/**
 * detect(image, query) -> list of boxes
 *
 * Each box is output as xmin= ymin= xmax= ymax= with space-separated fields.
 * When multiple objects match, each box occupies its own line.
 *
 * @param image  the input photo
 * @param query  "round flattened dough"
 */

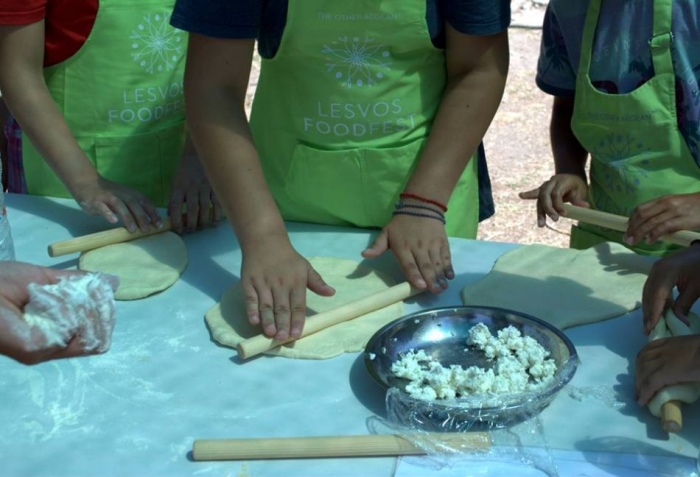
xmin=460 ymin=242 xmax=650 ymax=330
xmin=78 ymin=232 xmax=187 ymax=300
xmin=205 ymin=257 xmax=404 ymax=359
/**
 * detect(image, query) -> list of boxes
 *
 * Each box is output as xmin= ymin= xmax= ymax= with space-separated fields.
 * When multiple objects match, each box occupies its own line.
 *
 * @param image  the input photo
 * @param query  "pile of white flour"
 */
xmin=391 ymin=323 xmax=557 ymax=401
xmin=22 ymin=273 xmax=117 ymax=352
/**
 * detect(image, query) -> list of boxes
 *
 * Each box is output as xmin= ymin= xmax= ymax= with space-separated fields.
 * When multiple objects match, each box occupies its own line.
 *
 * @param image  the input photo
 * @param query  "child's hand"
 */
xmin=0 ymin=263 xmax=118 ymax=365
xmin=72 ymin=176 xmax=162 ymax=233
xmin=519 ymin=174 xmax=590 ymax=227
xmin=642 ymin=244 xmax=700 ymax=335
xmin=362 ymin=213 xmax=453 ymax=295
xmin=635 ymin=334 xmax=700 ymax=406
xmin=625 ymin=193 xmax=700 ymax=245
xmin=241 ymin=236 xmax=335 ymax=341
xmin=168 ymin=153 xmax=222 ymax=233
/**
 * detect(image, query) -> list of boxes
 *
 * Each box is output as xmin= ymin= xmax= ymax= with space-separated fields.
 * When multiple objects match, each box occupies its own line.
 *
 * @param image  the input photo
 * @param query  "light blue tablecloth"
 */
xmin=1 ymin=194 xmax=698 ymax=477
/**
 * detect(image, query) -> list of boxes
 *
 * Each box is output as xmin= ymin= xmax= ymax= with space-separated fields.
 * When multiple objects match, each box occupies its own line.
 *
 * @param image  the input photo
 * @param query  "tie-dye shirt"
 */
xmin=536 ymin=0 xmax=700 ymax=166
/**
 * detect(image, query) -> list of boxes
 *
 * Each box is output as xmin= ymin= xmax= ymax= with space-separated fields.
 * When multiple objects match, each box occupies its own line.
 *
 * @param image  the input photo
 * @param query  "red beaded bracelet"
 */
xmin=399 ymin=192 xmax=448 ymax=213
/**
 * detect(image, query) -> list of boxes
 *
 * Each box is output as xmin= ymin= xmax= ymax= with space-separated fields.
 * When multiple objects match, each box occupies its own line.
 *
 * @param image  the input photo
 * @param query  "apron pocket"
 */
xmin=284 ymin=143 xmax=366 ymax=226
xmin=362 ymin=140 xmax=425 ymax=225
xmin=94 ymin=122 xmax=185 ymax=207
xmin=284 ymin=139 xmax=425 ymax=228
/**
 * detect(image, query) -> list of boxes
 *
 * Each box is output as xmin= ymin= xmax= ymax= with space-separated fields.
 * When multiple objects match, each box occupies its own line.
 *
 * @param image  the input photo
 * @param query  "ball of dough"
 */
xmin=79 ymin=232 xmax=187 ymax=300
xmin=663 ymin=309 xmax=700 ymax=337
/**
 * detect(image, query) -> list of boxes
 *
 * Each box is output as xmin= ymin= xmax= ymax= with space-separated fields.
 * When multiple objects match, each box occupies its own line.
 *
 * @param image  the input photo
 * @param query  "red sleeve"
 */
xmin=0 ymin=0 xmax=47 ymax=26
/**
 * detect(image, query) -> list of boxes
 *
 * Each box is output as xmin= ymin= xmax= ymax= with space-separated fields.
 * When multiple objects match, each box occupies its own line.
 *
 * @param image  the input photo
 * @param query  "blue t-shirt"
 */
xmin=537 ymin=0 xmax=700 ymax=167
xmin=171 ymin=0 xmax=511 ymax=221
xmin=171 ymin=0 xmax=510 ymax=55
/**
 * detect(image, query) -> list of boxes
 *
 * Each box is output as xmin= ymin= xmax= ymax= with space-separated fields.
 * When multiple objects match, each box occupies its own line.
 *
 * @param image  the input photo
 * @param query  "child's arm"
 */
xmin=0 ymin=21 xmax=161 ymax=232
xmin=551 ymin=97 xmax=589 ymax=177
xmin=184 ymin=34 xmax=335 ymax=342
xmin=363 ymin=24 xmax=509 ymax=292
xmin=519 ymin=96 xmax=590 ymax=226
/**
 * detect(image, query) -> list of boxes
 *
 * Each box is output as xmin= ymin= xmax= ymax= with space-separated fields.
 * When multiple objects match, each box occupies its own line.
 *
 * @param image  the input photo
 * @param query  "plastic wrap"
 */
xmin=368 ymin=356 xmax=580 ymax=477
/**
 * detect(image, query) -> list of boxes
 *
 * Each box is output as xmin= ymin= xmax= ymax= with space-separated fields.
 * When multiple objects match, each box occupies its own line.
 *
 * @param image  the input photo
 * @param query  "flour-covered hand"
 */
xmin=0 ymin=262 xmax=119 ymax=365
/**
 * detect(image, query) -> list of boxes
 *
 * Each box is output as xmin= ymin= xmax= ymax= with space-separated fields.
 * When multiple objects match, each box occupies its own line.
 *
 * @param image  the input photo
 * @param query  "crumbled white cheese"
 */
xmin=391 ymin=323 xmax=557 ymax=401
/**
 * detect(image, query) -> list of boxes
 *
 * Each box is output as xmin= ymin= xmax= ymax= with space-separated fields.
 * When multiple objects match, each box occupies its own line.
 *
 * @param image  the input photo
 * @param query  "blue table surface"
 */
xmin=1 ymin=194 xmax=698 ymax=477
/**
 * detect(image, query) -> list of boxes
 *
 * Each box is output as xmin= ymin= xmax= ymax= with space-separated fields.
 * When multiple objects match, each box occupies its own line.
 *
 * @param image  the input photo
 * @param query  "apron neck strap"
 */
xmin=649 ymin=0 xmax=674 ymax=76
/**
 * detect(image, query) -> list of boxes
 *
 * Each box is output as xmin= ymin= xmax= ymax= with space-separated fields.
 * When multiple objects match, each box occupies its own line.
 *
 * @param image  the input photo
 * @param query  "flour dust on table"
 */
xmin=78 ymin=232 xmax=187 ymax=300
xmin=205 ymin=257 xmax=404 ymax=359
xmin=460 ymin=242 xmax=652 ymax=330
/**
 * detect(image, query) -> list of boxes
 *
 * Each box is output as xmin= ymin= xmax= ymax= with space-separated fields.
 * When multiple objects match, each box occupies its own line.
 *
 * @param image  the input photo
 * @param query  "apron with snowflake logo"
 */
xmin=249 ymin=0 xmax=479 ymax=237
xmin=569 ymin=0 xmax=700 ymax=256
xmin=21 ymin=0 xmax=187 ymax=207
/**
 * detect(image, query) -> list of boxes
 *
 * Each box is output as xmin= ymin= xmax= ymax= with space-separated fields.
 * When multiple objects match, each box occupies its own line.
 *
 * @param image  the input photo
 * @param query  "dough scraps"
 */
xmin=78 ymin=232 xmax=187 ymax=300
xmin=647 ymin=310 xmax=700 ymax=417
xmin=23 ymin=273 xmax=118 ymax=352
xmin=460 ymin=242 xmax=651 ymax=330
xmin=205 ymin=257 xmax=404 ymax=359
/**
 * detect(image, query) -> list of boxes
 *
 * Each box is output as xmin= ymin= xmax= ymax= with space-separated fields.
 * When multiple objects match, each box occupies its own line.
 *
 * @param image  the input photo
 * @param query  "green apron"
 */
xmin=249 ymin=0 xmax=479 ymax=238
xmin=22 ymin=0 xmax=187 ymax=207
xmin=569 ymin=0 xmax=700 ymax=256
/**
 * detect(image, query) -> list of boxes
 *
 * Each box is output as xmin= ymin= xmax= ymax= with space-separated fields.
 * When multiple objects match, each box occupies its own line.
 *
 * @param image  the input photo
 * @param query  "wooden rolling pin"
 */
xmin=237 ymin=281 xmax=423 ymax=359
xmin=192 ymin=433 xmax=491 ymax=461
xmin=47 ymin=218 xmax=173 ymax=257
xmin=565 ymin=204 xmax=687 ymax=433
xmin=562 ymin=204 xmax=700 ymax=247
xmin=661 ymin=400 xmax=682 ymax=433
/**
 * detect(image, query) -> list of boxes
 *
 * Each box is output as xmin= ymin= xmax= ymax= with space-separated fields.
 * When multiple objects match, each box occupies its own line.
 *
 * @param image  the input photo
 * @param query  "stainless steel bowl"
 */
xmin=364 ymin=306 xmax=578 ymax=427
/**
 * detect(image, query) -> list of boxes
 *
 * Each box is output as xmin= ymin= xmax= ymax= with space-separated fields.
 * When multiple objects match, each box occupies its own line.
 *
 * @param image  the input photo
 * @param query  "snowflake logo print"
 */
xmin=130 ymin=12 xmax=184 ymax=74
xmin=322 ymin=36 xmax=391 ymax=88
xmin=590 ymin=133 xmax=652 ymax=216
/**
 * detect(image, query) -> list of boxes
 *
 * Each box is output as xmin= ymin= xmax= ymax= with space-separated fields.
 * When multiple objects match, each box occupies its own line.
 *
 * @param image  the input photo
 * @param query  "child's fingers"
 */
xmin=168 ymin=191 xmax=185 ymax=233
xmin=518 ymin=187 xmax=540 ymax=200
xmin=197 ymin=189 xmax=212 ymax=228
xmin=140 ymin=198 xmax=162 ymax=229
xmin=104 ymin=197 xmax=136 ymax=232
xmin=124 ymin=196 xmax=154 ymax=233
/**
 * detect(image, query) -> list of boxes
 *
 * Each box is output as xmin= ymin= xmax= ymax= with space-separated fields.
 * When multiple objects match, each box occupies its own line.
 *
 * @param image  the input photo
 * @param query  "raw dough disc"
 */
xmin=460 ymin=242 xmax=651 ymax=330
xmin=205 ymin=257 xmax=404 ymax=359
xmin=647 ymin=309 xmax=700 ymax=417
xmin=78 ymin=232 xmax=187 ymax=300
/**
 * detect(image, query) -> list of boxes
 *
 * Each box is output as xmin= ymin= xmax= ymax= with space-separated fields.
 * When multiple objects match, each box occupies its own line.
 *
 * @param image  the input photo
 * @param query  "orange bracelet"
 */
xmin=399 ymin=192 xmax=448 ymax=213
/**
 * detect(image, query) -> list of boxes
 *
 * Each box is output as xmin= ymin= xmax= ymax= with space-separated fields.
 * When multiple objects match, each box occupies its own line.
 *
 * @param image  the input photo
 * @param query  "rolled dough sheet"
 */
xmin=460 ymin=242 xmax=651 ymax=330
xmin=205 ymin=257 xmax=404 ymax=359
xmin=647 ymin=310 xmax=700 ymax=417
xmin=78 ymin=232 xmax=187 ymax=301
